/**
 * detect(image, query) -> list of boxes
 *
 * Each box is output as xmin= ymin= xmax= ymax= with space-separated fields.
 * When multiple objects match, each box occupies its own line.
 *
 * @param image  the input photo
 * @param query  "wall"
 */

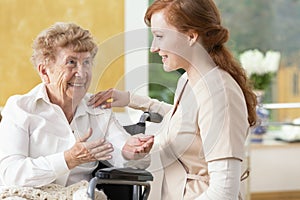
xmin=250 ymin=143 xmax=300 ymax=192
xmin=277 ymin=66 xmax=300 ymax=121
xmin=0 ymin=0 xmax=125 ymax=106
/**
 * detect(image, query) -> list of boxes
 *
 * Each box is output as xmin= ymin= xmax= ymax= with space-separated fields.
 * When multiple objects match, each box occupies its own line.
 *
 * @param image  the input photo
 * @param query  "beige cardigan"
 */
xmin=129 ymin=69 xmax=249 ymax=200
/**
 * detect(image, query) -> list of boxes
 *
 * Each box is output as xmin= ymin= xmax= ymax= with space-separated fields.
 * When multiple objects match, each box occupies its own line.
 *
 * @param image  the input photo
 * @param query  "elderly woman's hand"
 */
xmin=122 ymin=134 xmax=154 ymax=160
xmin=64 ymin=128 xmax=114 ymax=169
xmin=88 ymin=88 xmax=130 ymax=108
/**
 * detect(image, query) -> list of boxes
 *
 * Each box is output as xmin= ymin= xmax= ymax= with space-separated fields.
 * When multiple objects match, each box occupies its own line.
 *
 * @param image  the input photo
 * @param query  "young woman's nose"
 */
xmin=150 ymin=40 xmax=159 ymax=53
xmin=150 ymin=46 xmax=159 ymax=53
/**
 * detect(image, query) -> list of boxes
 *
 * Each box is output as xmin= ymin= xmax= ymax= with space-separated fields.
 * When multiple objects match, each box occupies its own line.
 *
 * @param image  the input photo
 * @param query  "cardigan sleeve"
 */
xmin=128 ymin=93 xmax=172 ymax=117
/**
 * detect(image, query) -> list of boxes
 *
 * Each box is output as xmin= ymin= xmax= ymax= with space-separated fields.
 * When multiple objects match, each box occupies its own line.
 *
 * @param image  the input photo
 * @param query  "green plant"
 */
xmin=239 ymin=49 xmax=281 ymax=90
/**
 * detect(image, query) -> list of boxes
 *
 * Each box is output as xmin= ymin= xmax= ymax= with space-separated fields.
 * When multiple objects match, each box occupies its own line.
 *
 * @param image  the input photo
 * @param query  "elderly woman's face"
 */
xmin=44 ymin=47 xmax=93 ymax=104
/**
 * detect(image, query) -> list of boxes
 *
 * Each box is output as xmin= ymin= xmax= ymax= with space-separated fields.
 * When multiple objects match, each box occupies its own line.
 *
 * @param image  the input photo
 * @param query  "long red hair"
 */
xmin=145 ymin=0 xmax=257 ymax=126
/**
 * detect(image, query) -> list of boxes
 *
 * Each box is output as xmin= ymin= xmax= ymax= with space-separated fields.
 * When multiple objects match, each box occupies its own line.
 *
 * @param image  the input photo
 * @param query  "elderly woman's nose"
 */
xmin=74 ymin=66 xmax=86 ymax=77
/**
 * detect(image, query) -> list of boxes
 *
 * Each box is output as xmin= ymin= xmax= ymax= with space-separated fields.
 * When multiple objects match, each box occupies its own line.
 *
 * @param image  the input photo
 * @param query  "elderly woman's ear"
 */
xmin=38 ymin=63 xmax=50 ymax=84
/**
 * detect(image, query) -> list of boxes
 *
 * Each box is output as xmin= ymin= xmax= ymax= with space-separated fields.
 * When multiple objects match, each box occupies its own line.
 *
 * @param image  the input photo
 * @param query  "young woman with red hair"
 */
xmin=90 ymin=0 xmax=257 ymax=199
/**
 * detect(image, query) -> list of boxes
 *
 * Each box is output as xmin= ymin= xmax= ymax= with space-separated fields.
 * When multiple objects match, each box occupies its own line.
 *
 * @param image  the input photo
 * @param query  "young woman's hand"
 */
xmin=122 ymin=134 xmax=154 ymax=160
xmin=88 ymin=88 xmax=130 ymax=108
xmin=64 ymin=128 xmax=114 ymax=169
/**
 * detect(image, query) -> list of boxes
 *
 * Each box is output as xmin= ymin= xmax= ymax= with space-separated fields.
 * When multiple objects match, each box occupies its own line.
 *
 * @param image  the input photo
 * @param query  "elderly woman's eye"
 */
xmin=83 ymin=59 xmax=91 ymax=67
xmin=66 ymin=60 xmax=76 ymax=66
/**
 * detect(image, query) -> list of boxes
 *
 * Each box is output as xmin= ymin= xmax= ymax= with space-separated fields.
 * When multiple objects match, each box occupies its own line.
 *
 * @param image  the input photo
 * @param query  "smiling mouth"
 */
xmin=161 ymin=55 xmax=168 ymax=63
xmin=68 ymin=83 xmax=85 ymax=87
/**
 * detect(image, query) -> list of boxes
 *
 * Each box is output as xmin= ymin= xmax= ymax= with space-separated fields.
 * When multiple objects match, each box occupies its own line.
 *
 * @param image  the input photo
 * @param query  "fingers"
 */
xmin=88 ymin=89 xmax=113 ymax=108
xmin=85 ymin=138 xmax=105 ymax=149
xmin=127 ymin=135 xmax=154 ymax=146
xmin=66 ymin=128 xmax=116 ymax=168
xmin=137 ymin=135 xmax=154 ymax=142
xmin=92 ymin=147 xmax=114 ymax=160
xmin=99 ymin=102 xmax=113 ymax=109
xmin=135 ymin=135 xmax=154 ymax=154
xmin=137 ymin=136 xmax=154 ymax=152
xmin=126 ymin=137 xmax=143 ymax=146
xmin=142 ymin=138 xmax=154 ymax=153
xmin=88 ymin=141 xmax=114 ymax=160
xmin=65 ymin=142 xmax=96 ymax=169
xmin=122 ymin=135 xmax=155 ymax=160
xmin=75 ymin=149 xmax=96 ymax=161
xmin=88 ymin=88 xmax=130 ymax=108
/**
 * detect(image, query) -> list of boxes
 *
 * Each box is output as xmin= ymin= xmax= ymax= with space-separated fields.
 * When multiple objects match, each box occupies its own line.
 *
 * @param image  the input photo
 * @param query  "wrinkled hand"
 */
xmin=88 ymin=88 xmax=130 ymax=108
xmin=64 ymin=128 xmax=114 ymax=169
xmin=122 ymin=134 xmax=154 ymax=160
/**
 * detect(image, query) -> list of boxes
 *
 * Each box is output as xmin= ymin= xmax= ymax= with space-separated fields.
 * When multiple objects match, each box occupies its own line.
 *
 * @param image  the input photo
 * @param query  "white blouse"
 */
xmin=0 ymin=83 xmax=132 ymax=187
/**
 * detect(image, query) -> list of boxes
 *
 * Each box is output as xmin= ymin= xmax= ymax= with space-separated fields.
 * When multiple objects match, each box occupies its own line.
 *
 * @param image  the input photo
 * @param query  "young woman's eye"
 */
xmin=155 ymin=35 xmax=163 ymax=39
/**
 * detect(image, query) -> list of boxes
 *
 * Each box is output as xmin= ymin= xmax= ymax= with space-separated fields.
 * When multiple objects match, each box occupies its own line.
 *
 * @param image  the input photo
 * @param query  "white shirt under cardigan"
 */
xmin=0 ymin=83 xmax=134 ymax=187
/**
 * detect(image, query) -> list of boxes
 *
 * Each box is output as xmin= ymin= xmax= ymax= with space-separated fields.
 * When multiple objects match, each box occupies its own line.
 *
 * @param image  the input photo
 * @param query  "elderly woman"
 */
xmin=0 ymin=22 xmax=154 ymax=187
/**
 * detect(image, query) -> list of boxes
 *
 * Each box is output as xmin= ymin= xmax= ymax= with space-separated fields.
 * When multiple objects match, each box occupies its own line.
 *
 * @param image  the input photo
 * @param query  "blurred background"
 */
xmin=149 ymin=0 xmax=300 ymax=122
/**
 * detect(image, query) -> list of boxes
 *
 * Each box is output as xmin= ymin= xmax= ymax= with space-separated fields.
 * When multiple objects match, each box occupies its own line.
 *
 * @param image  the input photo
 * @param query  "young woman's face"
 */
xmin=150 ymin=11 xmax=191 ymax=72
xmin=42 ymin=47 xmax=93 ymax=104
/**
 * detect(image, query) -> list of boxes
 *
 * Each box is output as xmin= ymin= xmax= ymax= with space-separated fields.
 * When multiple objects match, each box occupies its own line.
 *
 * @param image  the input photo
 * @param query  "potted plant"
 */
xmin=239 ymin=49 xmax=281 ymax=141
